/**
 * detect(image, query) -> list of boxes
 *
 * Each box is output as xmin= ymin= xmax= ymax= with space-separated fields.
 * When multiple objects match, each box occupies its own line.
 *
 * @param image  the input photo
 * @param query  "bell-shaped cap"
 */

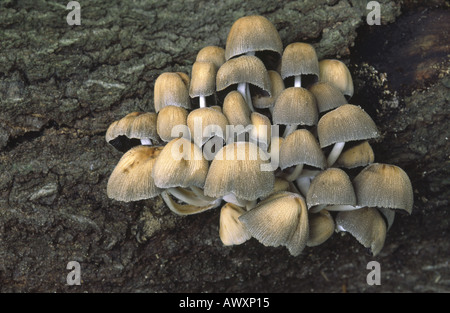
xmin=195 ymin=46 xmax=226 ymax=70
xmin=219 ymin=203 xmax=252 ymax=246
xmin=309 ymin=81 xmax=347 ymax=113
xmin=238 ymin=191 xmax=309 ymax=256
xmin=156 ymin=105 xmax=189 ymax=142
xmin=187 ymin=107 xmax=229 ymax=146
xmin=154 ymin=72 xmax=191 ymax=112
xmin=336 ymin=207 xmax=387 ymax=256
xmin=280 ymin=129 xmax=326 ymax=170
xmin=317 ymin=104 xmax=379 ymax=148
xmin=281 ymin=42 xmax=319 ymax=82
xmin=335 ymin=141 xmax=375 ymax=169
xmin=319 ymin=59 xmax=354 ymax=99
xmin=307 ymin=210 xmax=335 ymax=247
xmin=152 ymin=137 xmax=209 ymax=189
xmin=189 ymin=61 xmax=217 ymax=98
xmin=204 ymin=141 xmax=275 ymax=201
xmin=222 ymin=91 xmax=252 ymax=128
xmin=224 ymin=15 xmax=283 ymax=61
xmin=249 ymin=112 xmax=272 ymax=150
xmin=272 ymin=87 xmax=318 ymax=126
xmin=107 ymin=145 xmax=164 ymax=202
xmin=353 ymin=163 xmax=414 ymax=214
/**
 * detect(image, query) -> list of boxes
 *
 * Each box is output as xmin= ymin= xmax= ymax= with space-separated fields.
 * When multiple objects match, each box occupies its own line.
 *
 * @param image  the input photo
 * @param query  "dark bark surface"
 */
xmin=0 ymin=0 xmax=448 ymax=293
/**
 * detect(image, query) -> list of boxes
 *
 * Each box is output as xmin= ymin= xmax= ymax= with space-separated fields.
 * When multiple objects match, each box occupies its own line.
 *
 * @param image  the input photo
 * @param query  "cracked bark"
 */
xmin=0 ymin=0 xmax=449 ymax=292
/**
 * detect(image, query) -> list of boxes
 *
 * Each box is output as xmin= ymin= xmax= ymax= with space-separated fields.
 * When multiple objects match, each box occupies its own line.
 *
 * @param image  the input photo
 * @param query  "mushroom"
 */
xmin=224 ymin=15 xmax=283 ymax=70
xmin=221 ymin=91 xmax=252 ymax=143
xmin=156 ymin=105 xmax=189 ymax=143
xmin=317 ymin=104 xmax=379 ymax=167
xmin=279 ymin=129 xmax=326 ymax=182
xmin=219 ymin=202 xmax=252 ymax=246
xmin=308 ymin=81 xmax=347 ymax=114
xmin=335 ymin=207 xmax=387 ymax=256
xmin=204 ymin=141 xmax=275 ymax=209
xmin=238 ymin=191 xmax=309 ymax=256
xmin=216 ymin=55 xmax=271 ymax=112
xmin=335 ymin=140 xmax=375 ymax=169
xmin=107 ymin=145 xmax=164 ymax=202
xmin=105 ymin=112 xmax=159 ymax=152
xmin=252 ymin=70 xmax=285 ymax=111
xmin=307 ymin=210 xmax=335 ymax=247
xmin=189 ymin=61 xmax=217 ymax=108
xmin=319 ymin=59 xmax=354 ymax=100
xmin=249 ymin=112 xmax=272 ymax=151
xmin=154 ymin=72 xmax=191 ymax=113
xmin=272 ymin=87 xmax=318 ymax=137
xmin=353 ymin=163 xmax=414 ymax=214
xmin=195 ymin=45 xmax=226 ymax=70
xmin=306 ymin=168 xmax=358 ymax=213
xmin=281 ymin=42 xmax=319 ymax=88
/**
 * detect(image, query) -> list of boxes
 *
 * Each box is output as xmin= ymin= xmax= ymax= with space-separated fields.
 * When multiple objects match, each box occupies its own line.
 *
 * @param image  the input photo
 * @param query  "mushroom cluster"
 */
xmin=105 ymin=15 xmax=413 ymax=257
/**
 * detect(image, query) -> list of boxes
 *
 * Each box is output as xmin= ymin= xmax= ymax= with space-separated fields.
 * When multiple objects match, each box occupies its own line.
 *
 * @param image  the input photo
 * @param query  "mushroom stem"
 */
xmin=295 ymin=169 xmax=320 ymax=197
xmin=161 ymin=190 xmax=220 ymax=215
xmin=167 ymin=187 xmax=215 ymax=206
xmin=327 ymin=141 xmax=345 ymax=167
xmin=140 ymin=138 xmax=152 ymax=145
xmin=237 ymin=82 xmax=255 ymax=113
xmin=294 ymin=75 xmax=301 ymax=88
xmin=282 ymin=124 xmax=297 ymax=137
xmin=283 ymin=163 xmax=304 ymax=182
xmin=325 ymin=204 xmax=362 ymax=212
xmin=199 ymin=96 xmax=207 ymax=108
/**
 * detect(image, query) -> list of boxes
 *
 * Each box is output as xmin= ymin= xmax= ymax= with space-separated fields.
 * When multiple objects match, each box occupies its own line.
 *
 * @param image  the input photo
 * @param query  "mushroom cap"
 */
xmin=154 ymin=72 xmax=191 ymax=112
xmin=272 ymin=87 xmax=318 ymax=126
xmin=279 ymin=129 xmax=326 ymax=170
xmin=252 ymin=70 xmax=285 ymax=109
xmin=317 ymin=104 xmax=379 ymax=148
xmin=309 ymin=81 xmax=347 ymax=113
xmin=336 ymin=207 xmax=387 ymax=256
xmin=307 ymin=210 xmax=335 ymax=247
xmin=156 ymin=105 xmax=189 ymax=142
xmin=187 ymin=107 xmax=229 ymax=146
xmin=189 ymin=61 xmax=217 ymax=98
xmin=222 ymin=91 xmax=252 ymax=128
xmin=204 ymin=141 xmax=275 ymax=201
xmin=281 ymin=42 xmax=319 ymax=81
xmin=195 ymin=46 xmax=226 ymax=70
xmin=335 ymin=141 xmax=375 ymax=168
xmin=224 ymin=15 xmax=283 ymax=61
xmin=105 ymin=112 xmax=159 ymax=151
xmin=353 ymin=163 xmax=414 ymax=214
xmin=152 ymin=137 xmax=209 ymax=189
xmin=249 ymin=112 xmax=272 ymax=150
xmin=216 ymin=55 xmax=271 ymax=96
xmin=219 ymin=202 xmax=252 ymax=246
xmin=306 ymin=168 xmax=357 ymax=209
xmin=107 ymin=145 xmax=164 ymax=202
xmin=319 ymin=59 xmax=354 ymax=99
xmin=238 ymin=191 xmax=309 ymax=256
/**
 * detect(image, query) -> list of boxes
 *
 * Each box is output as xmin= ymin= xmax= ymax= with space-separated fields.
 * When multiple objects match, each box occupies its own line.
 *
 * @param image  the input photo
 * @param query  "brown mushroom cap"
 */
xmin=272 ymin=87 xmax=318 ymax=126
xmin=195 ymin=46 xmax=226 ymax=70
xmin=281 ymin=42 xmax=320 ymax=83
xmin=154 ymin=72 xmax=191 ymax=112
xmin=107 ymin=145 xmax=164 ymax=202
xmin=249 ymin=112 xmax=272 ymax=150
xmin=224 ymin=15 xmax=283 ymax=61
xmin=156 ymin=105 xmax=189 ymax=142
xmin=319 ymin=59 xmax=354 ymax=99
xmin=189 ymin=61 xmax=217 ymax=99
xmin=252 ymin=70 xmax=285 ymax=109
xmin=187 ymin=107 xmax=229 ymax=146
xmin=336 ymin=207 xmax=387 ymax=256
xmin=335 ymin=141 xmax=375 ymax=168
xmin=307 ymin=210 xmax=335 ymax=247
xmin=353 ymin=163 xmax=414 ymax=214
xmin=219 ymin=202 xmax=252 ymax=246
xmin=204 ymin=141 xmax=275 ymax=201
xmin=317 ymin=104 xmax=379 ymax=148
xmin=222 ymin=91 xmax=252 ymax=129
xmin=152 ymin=137 xmax=209 ymax=189
xmin=309 ymin=81 xmax=347 ymax=113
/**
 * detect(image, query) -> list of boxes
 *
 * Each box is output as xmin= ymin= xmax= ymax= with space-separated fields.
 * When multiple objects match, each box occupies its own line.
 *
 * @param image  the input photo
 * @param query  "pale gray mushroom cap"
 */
xmin=152 ymin=137 xmax=209 ymax=189
xmin=319 ymin=59 xmax=354 ymax=99
xmin=106 ymin=112 xmax=159 ymax=143
xmin=336 ymin=207 xmax=387 ymax=256
xmin=219 ymin=203 xmax=252 ymax=246
xmin=307 ymin=210 xmax=335 ymax=247
xmin=204 ymin=141 xmax=275 ymax=201
xmin=353 ymin=163 xmax=414 ymax=214
xmin=309 ymin=81 xmax=347 ymax=113
xmin=189 ymin=61 xmax=217 ymax=98
xmin=249 ymin=112 xmax=272 ymax=149
xmin=306 ymin=168 xmax=357 ymax=209
xmin=272 ymin=87 xmax=318 ymax=126
xmin=156 ymin=105 xmax=189 ymax=142
xmin=222 ymin=91 xmax=252 ymax=128
xmin=280 ymin=42 xmax=319 ymax=80
xmin=317 ymin=104 xmax=379 ymax=148
xmin=253 ymin=70 xmax=285 ymax=109
xmin=107 ymin=145 xmax=164 ymax=202
xmin=216 ymin=55 xmax=271 ymax=96
xmin=335 ymin=141 xmax=375 ymax=168
xmin=187 ymin=107 xmax=229 ymax=146
xmin=279 ymin=129 xmax=326 ymax=170
xmin=224 ymin=15 xmax=283 ymax=60
xmin=238 ymin=191 xmax=309 ymax=256
xmin=195 ymin=46 xmax=226 ymax=70
xmin=154 ymin=72 xmax=191 ymax=113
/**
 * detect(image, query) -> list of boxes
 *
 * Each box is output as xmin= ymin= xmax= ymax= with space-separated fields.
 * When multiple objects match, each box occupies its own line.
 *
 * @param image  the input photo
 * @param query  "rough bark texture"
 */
xmin=0 ymin=0 xmax=448 ymax=292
